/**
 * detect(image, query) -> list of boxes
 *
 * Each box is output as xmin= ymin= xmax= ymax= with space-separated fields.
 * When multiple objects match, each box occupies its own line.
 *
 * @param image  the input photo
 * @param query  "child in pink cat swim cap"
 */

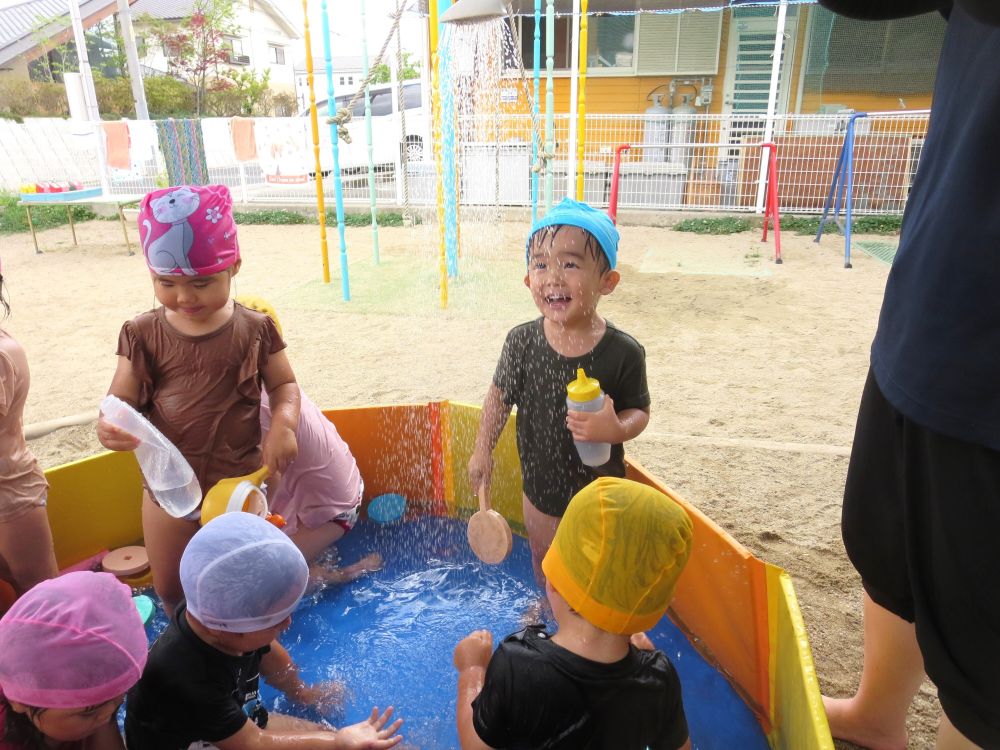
xmin=97 ymin=185 xmax=302 ymax=616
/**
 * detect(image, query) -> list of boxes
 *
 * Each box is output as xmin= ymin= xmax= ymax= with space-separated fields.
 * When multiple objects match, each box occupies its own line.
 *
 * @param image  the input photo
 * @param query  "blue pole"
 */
xmin=321 ymin=0 xmax=350 ymax=300
xmin=815 ymin=146 xmax=844 ymax=244
xmin=843 ymin=113 xmax=866 ymax=269
xmin=439 ymin=1 xmax=459 ymax=277
xmin=531 ymin=0 xmax=541 ymax=224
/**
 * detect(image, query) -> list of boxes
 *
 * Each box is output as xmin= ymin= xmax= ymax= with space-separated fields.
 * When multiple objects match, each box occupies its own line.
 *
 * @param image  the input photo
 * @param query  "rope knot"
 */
xmin=325 ymin=107 xmax=354 ymax=144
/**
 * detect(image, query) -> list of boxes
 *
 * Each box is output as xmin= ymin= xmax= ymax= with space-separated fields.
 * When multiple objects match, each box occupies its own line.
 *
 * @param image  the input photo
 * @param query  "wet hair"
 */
xmin=528 ymin=224 xmax=611 ymax=275
xmin=0 ymin=275 xmax=9 ymax=320
xmin=0 ymin=696 xmax=47 ymax=749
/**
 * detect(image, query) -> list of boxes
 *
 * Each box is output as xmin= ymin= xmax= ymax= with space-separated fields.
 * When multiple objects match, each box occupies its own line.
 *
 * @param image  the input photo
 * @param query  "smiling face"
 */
xmin=152 ymin=261 xmax=240 ymax=332
xmin=525 ymin=226 xmax=620 ymax=329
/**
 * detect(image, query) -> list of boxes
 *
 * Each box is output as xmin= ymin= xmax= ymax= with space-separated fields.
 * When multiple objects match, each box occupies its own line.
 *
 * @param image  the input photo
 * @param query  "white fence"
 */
xmin=0 ymin=111 xmax=929 ymax=215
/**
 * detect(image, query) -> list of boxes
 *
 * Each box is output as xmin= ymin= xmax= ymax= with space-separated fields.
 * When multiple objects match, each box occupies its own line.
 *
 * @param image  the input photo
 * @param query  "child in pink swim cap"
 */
xmin=0 ymin=571 xmax=148 ymax=749
xmin=96 ymin=185 xmax=302 ymax=615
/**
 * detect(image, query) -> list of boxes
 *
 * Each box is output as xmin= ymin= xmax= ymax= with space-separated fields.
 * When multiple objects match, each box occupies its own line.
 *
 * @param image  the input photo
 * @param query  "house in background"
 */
xmin=500 ymin=5 xmax=944 ymax=120
xmin=294 ymin=55 xmax=362 ymax=112
xmin=130 ymin=0 xmax=300 ymax=94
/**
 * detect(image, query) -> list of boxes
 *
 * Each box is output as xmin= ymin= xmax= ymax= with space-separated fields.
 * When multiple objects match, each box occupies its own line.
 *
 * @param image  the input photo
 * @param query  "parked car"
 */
xmin=301 ymin=81 xmax=427 ymax=173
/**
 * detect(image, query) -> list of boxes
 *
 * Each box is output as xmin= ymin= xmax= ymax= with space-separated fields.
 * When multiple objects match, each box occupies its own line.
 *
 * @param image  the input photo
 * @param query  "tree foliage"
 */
xmin=370 ymin=51 xmax=421 ymax=84
xmin=142 ymin=0 xmax=238 ymax=116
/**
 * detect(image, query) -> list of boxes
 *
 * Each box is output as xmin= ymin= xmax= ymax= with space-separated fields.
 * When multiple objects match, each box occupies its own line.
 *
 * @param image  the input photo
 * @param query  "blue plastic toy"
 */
xmin=133 ymin=594 xmax=154 ymax=625
xmin=368 ymin=493 xmax=407 ymax=524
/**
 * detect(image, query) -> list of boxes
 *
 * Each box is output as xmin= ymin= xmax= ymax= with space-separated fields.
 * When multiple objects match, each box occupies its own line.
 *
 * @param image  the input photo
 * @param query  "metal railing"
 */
xmin=0 ymin=111 xmax=929 ymax=217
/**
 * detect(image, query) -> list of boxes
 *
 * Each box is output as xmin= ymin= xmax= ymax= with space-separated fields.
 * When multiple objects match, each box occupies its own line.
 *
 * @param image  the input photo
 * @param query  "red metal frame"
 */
xmin=759 ymin=141 xmax=782 ymax=264
xmin=607 ymin=144 xmax=631 ymax=225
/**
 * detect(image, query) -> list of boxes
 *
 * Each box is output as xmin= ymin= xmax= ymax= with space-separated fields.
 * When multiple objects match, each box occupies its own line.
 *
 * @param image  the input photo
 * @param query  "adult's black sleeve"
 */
xmin=817 ymin=0 xmax=946 ymax=20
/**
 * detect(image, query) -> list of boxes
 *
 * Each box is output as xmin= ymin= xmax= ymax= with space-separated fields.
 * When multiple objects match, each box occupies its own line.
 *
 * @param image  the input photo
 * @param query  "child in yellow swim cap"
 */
xmin=454 ymin=477 xmax=694 ymax=750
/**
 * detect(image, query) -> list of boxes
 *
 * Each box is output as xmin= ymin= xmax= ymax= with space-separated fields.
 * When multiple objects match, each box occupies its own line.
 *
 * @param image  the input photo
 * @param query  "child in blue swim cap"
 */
xmin=468 ymin=198 xmax=651 ymax=592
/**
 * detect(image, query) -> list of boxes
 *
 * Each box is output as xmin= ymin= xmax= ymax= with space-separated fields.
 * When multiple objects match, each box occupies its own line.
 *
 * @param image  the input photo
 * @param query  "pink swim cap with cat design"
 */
xmin=138 ymin=184 xmax=240 ymax=276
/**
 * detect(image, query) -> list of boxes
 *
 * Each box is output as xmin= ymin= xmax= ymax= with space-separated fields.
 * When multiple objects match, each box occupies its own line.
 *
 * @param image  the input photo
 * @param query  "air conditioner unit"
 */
xmin=229 ymin=54 xmax=250 ymax=65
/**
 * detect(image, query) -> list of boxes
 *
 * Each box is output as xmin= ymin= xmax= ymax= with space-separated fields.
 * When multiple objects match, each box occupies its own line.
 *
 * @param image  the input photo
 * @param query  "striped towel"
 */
xmin=155 ymin=119 xmax=209 ymax=185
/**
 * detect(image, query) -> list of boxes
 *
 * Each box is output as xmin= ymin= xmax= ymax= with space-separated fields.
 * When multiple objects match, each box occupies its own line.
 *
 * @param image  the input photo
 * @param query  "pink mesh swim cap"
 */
xmin=0 ymin=572 xmax=148 ymax=708
xmin=138 ymin=184 xmax=240 ymax=276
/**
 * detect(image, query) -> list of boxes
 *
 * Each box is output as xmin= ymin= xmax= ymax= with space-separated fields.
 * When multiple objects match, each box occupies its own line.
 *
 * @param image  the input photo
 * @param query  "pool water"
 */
xmin=144 ymin=516 xmax=768 ymax=750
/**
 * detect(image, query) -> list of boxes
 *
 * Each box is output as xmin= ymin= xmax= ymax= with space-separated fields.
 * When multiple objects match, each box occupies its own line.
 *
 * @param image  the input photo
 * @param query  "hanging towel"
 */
xmin=154 ymin=119 xmax=210 ymax=185
xmin=231 ymin=117 xmax=257 ymax=162
xmin=102 ymin=121 xmax=131 ymax=170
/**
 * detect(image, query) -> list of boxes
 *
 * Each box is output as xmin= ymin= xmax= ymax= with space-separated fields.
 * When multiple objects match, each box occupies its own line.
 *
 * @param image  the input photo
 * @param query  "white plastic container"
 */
xmin=100 ymin=395 xmax=202 ymax=518
xmin=566 ymin=368 xmax=612 ymax=467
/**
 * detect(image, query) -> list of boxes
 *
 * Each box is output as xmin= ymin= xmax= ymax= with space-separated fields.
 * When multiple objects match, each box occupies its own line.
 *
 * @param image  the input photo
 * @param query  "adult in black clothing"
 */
xmin=817 ymin=2 xmax=1000 ymax=749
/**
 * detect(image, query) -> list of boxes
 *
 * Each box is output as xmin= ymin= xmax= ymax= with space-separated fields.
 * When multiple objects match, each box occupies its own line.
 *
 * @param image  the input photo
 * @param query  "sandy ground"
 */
xmin=5 ymin=215 xmax=938 ymax=748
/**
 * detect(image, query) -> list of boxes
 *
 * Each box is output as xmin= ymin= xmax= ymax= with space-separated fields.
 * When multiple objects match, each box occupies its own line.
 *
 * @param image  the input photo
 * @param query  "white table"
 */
xmin=18 ymin=193 xmax=146 ymax=256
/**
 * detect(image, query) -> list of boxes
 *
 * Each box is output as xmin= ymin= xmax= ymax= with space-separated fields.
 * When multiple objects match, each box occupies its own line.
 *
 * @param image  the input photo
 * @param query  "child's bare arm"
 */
xmin=213 ymin=706 xmax=403 ymax=749
xmin=261 ymin=350 xmax=299 ymax=474
xmin=260 ymin=641 xmax=344 ymax=711
xmin=468 ymin=384 xmax=513 ymax=497
xmin=565 ymin=397 xmax=650 ymax=444
xmin=454 ymin=631 xmax=496 ymax=750
xmin=96 ymin=355 xmax=142 ymax=451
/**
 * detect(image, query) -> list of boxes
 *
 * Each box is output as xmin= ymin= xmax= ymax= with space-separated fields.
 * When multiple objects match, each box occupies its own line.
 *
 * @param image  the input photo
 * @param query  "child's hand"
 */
xmin=332 ymin=706 xmax=403 ymax=749
xmin=262 ymin=425 xmax=297 ymax=475
xmin=467 ymin=450 xmax=494 ymax=499
xmin=454 ymin=630 xmax=493 ymax=671
xmin=287 ymin=680 xmax=346 ymax=713
xmin=566 ymin=395 xmax=626 ymax=444
xmin=96 ymin=416 xmax=140 ymax=451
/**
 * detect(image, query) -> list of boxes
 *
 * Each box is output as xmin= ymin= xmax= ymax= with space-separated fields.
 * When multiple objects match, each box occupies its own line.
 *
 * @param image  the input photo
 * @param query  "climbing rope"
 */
xmin=325 ymin=3 xmax=406 ymax=144
xmin=394 ymin=0 xmax=412 ymax=223
xmin=504 ymin=3 xmax=554 ymax=177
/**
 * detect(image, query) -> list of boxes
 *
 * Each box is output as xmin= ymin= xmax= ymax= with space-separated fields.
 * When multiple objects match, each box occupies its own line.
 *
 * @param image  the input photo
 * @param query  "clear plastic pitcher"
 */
xmin=100 ymin=395 xmax=202 ymax=518
xmin=566 ymin=368 xmax=612 ymax=467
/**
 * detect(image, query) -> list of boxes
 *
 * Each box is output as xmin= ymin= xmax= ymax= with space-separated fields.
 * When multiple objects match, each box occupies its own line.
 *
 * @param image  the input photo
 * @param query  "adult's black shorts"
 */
xmin=842 ymin=369 xmax=1000 ymax=748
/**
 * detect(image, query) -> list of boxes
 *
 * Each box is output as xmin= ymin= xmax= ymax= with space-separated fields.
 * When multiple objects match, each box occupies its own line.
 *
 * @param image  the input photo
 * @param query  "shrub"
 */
xmin=780 ymin=215 xmax=903 ymax=236
xmin=0 ymin=80 xmax=68 ymax=120
xmin=0 ymin=192 xmax=96 ymax=234
xmin=233 ymin=209 xmax=309 ymax=225
xmin=673 ymin=217 xmax=752 ymax=235
xmin=144 ymin=76 xmax=196 ymax=118
xmin=95 ymin=75 xmax=135 ymax=119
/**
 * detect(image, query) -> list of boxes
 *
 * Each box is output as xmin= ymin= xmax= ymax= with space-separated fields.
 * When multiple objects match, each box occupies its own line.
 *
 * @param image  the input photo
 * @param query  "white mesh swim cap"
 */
xmin=180 ymin=513 xmax=309 ymax=633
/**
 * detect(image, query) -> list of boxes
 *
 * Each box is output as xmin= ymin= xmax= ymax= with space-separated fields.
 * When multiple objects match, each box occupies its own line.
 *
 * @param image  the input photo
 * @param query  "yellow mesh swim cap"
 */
xmin=235 ymin=295 xmax=283 ymax=337
xmin=542 ymin=477 xmax=693 ymax=635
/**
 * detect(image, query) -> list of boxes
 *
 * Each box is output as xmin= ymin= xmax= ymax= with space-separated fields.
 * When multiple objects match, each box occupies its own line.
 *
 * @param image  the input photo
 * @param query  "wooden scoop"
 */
xmin=467 ymin=485 xmax=512 ymax=565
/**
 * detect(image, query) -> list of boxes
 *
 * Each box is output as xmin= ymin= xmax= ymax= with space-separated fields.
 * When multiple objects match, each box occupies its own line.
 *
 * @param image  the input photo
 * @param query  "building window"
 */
xmin=269 ymin=45 xmax=285 ymax=65
xmin=587 ymin=15 xmax=635 ymax=69
xmin=222 ymin=36 xmax=249 ymax=64
xmin=163 ymin=40 xmax=182 ymax=58
xmin=222 ymin=36 xmax=244 ymax=55
xmin=347 ymin=76 xmax=354 ymax=85
xmin=516 ymin=16 xmax=572 ymax=70
xmin=339 ymin=76 xmax=345 ymax=85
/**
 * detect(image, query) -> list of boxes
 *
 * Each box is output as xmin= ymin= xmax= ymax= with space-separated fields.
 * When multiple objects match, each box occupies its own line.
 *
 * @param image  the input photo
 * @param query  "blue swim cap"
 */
xmin=527 ymin=198 xmax=619 ymax=270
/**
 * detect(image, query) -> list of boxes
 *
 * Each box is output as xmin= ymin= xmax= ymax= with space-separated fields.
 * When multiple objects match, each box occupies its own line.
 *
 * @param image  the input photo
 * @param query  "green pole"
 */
xmin=360 ymin=0 xmax=380 ymax=264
